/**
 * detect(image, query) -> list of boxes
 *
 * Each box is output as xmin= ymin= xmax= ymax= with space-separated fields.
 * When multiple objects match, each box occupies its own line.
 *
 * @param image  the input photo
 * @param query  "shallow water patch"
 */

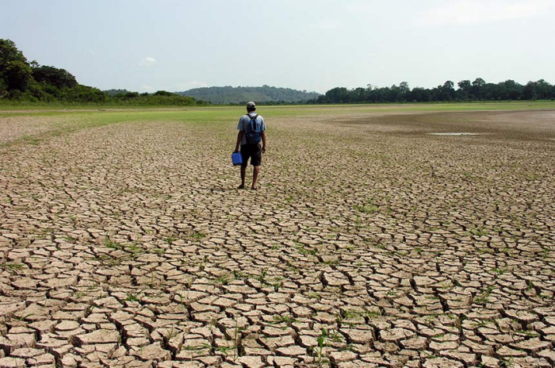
xmin=428 ymin=132 xmax=483 ymax=136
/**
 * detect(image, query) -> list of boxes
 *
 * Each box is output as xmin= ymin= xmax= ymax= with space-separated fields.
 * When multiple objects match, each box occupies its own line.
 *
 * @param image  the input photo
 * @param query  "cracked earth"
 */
xmin=0 ymin=108 xmax=554 ymax=367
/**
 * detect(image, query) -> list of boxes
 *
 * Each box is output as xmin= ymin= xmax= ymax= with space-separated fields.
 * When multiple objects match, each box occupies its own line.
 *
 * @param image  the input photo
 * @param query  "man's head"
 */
xmin=246 ymin=101 xmax=256 ymax=112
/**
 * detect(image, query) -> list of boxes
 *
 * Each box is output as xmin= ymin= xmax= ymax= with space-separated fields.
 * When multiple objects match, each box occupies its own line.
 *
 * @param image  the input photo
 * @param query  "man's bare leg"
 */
xmin=252 ymin=166 xmax=260 ymax=190
xmin=239 ymin=166 xmax=246 ymax=189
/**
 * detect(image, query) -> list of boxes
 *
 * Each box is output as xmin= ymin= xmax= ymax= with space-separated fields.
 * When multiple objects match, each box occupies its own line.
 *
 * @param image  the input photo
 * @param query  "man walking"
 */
xmin=234 ymin=101 xmax=267 ymax=190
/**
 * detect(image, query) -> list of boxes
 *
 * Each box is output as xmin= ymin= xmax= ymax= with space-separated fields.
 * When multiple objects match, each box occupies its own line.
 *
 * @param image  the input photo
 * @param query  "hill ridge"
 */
xmin=177 ymin=85 xmax=320 ymax=104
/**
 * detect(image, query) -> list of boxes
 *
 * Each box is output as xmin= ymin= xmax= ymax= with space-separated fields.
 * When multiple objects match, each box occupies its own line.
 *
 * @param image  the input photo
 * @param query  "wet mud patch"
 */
xmin=338 ymin=109 xmax=555 ymax=141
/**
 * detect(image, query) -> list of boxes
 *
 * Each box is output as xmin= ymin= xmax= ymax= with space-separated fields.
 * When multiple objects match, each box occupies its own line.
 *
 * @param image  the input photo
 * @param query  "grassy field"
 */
xmin=0 ymin=103 xmax=554 ymax=367
xmin=2 ymin=101 xmax=555 ymax=144
xmin=2 ymin=100 xmax=555 ymax=113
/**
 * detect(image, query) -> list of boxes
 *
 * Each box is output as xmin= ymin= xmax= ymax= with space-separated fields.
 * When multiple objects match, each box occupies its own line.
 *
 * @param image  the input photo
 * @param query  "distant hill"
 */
xmin=177 ymin=85 xmax=321 ymax=104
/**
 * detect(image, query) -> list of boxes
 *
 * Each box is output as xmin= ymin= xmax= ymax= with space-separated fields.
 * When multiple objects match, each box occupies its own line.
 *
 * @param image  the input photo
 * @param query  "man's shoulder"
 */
xmin=241 ymin=114 xmax=264 ymax=120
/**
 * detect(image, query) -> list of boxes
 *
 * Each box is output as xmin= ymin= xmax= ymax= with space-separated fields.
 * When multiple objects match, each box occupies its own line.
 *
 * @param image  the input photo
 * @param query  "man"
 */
xmin=234 ymin=101 xmax=267 ymax=190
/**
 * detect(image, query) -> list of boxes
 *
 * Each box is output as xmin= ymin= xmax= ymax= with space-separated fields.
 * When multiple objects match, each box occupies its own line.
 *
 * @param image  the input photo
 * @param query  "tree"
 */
xmin=472 ymin=78 xmax=485 ymax=87
xmin=154 ymin=90 xmax=175 ymax=96
xmin=0 ymin=39 xmax=27 ymax=70
xmin=325 ymin=87 xmax=350 ymax=103
xmin=352 ymin=87 xmax=366 ymax=102
xmin=32 ymin=65 xmax=77 ymax=89
xmin=457 ymin=80 xmax=472 ymax=100
xmin=535 ymin=79 xmax=552 ymax=99
xmin=458 ymin=80 xmax=471 ymax=90
xmin=390 ymin=84 xmax=401 ymax=102
xmin=471 ymin=78 xmax=486 ymax=99
xmin=408 ymin=87 xmax=431 ymax=102
xmin=1 ymin=39 xmax=31 ymax=94
xmin=497 ymin=80 xmax=522 ymax=100
xmin=4 ymin=60 xmax=33 ymax=91
xmin=398 ymin=82 xmax=410 ymax=102
xmin=440 ymin=81 xmax=455 ymax=101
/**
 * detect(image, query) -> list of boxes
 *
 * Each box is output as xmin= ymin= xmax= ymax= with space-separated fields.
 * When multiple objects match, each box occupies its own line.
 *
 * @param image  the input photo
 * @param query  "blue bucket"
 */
xmin=232 ymin=152 xmax=243 ymax=166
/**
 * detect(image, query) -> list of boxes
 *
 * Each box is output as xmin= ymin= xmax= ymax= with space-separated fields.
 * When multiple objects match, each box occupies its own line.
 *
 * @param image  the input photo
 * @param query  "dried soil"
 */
xmin=0 ymin=110 xmax=554 ymax=367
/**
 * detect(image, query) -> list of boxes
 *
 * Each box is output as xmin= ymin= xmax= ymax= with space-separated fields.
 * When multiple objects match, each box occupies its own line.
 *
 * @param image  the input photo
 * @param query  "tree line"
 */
xmin=310 ymin=79 xmax=555 ymax=104
xmin=3 ymin=39 xmax=554 ymax=106
xmin=0 ymin=39 xmax=205 ymax=106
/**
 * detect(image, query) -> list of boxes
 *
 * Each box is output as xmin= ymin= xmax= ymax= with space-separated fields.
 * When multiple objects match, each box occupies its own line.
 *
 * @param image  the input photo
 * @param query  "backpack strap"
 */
xmin=242 ymin=114 xmax=251 ymax=132
xmin=248 ymin=114 xmax=259 ymax=133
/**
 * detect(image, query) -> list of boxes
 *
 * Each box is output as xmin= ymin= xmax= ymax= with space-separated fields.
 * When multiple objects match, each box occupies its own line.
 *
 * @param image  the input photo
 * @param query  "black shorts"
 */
xmin=240 ymin=144 xmax=262 ymax=167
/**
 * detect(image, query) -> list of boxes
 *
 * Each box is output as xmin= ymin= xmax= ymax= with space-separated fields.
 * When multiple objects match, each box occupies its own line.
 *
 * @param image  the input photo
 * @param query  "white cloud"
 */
xmin=416 ymin=0 xmax=553 ymax=26
xmin=139 ymin=57 xmax=157 ymax=66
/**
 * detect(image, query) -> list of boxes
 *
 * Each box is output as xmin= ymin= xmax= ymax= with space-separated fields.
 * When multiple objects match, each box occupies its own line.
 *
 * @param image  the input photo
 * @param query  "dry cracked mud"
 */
xmin=0 ymin=109 xmax=554 ymax=368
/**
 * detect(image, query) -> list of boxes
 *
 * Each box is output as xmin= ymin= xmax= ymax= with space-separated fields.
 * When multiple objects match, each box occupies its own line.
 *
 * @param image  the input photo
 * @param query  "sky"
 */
xmin=1 ymin=0 xmax=554 ymax=93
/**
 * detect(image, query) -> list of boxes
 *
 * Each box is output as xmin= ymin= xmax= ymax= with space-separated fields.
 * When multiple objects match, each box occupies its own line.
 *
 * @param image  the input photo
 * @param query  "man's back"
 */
xmin=234 ymin=101 xmax=267 ymax=190
xmin=238 ymin=112 xmax=265 ymax=145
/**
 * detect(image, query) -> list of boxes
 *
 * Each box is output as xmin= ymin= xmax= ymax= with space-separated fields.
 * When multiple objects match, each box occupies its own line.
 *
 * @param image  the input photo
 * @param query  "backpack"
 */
xmin=244 ymin=114 xmax=262 ymax=145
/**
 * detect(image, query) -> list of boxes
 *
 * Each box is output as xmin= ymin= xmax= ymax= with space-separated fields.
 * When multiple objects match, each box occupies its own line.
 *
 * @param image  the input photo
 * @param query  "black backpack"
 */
xmin=244 ymin=114 xmax=262 ymax=144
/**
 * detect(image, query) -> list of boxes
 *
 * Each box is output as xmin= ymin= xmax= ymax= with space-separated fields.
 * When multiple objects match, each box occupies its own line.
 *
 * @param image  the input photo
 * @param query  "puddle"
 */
xmin=429 ymin=132 xmax=482 ymax=136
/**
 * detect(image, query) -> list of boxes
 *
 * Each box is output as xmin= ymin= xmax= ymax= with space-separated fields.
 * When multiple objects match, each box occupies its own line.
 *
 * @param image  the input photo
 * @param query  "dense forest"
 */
xmin=178 ymin=86 xmax=321 ymax=104
xmin=0 ymin=39 xmax=203 ymax=106
xmin=312 ymin=79 xmax=555 ymax=104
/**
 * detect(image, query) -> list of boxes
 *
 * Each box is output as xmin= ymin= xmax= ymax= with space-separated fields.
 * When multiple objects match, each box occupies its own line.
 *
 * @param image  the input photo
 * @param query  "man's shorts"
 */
xmin=240 ymin=144 xmax=262 ymax=167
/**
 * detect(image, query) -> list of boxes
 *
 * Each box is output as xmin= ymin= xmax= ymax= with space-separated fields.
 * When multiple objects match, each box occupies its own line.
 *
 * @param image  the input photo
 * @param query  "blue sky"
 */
xmin=2 ymin=0 xmax=554 ymax=93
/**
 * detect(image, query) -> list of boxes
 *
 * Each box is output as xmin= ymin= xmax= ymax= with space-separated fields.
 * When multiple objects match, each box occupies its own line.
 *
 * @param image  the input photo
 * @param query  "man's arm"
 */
xmin=261 ymin=131 xmax=267 ymax=153
xmin=234 ymin=131 xmax=243 ymax=153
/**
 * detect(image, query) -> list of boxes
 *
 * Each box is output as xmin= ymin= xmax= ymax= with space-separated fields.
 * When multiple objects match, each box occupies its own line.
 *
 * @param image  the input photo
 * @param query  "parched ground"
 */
xmin=0 ymin=108 xmax=554 ymax=368
xmin=0 ymin=115 xmax=62 ymax=144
